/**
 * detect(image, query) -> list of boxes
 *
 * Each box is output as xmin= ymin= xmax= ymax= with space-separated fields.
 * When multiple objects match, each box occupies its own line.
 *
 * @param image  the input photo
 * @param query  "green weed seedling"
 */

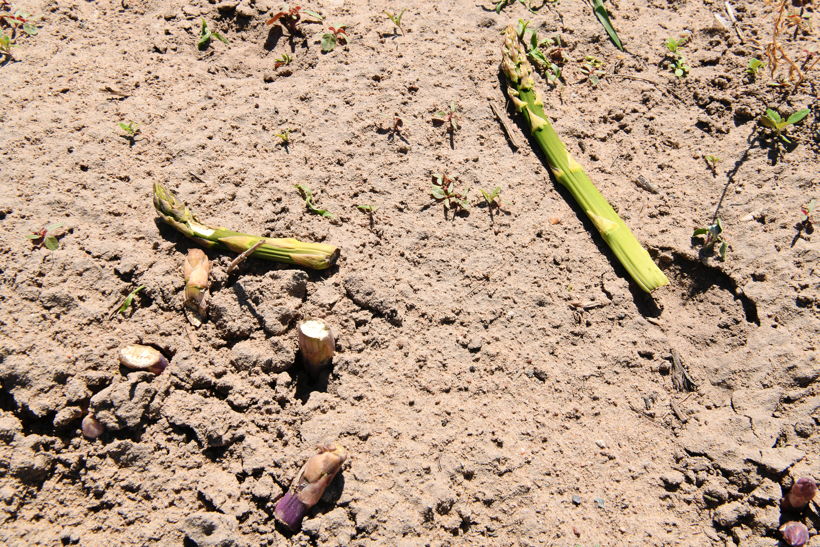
xmin=267 ymin=6 xmax=322 ymax=36
xmin=26 ymin=222 xmax=63 ymax=250
xmin=295 ymin=184 xmax=334 ymax=218
xmin=321 ymin=26 xmax=348 ymax=52
xmin=383 ymin=9 xmax=406 ymax=35
xmin=274 ymin=128 xmax=292 ymax=146
xmin=759 ymin=107 xmax=810 ymax=144
xmin=111 ymin=285 xmax=146 ymax=318
xmin=801 ymin=199 xmax=816 ymax=226
xmin=431 ymin=173 xmax=469 ymax=213
xmin=198 ymin=18 xmax=228 ymax=50
xmin=0 ymin=32 xmax=12 ymax=58
xmin=274 ymin=53 xmax=292 ymax=68
xmin=480 ymin=187 xmax=502 ymax=208
xmin=704 ymin=154 xmax=720 ymax=176
xmin=746 ymin=58 xmax=765 ymax=77
xmin=663 ymin=36 xmax=690 ymax=77
xmin=692 ymin=218 xmax=728 ymax=260
xmin=580 ymin=56 xmax=605 ymax=86
xmin=118 ymin=121 xmax=140 ymax=145
xmin=517 ymin=20 xmax=564 ymax=85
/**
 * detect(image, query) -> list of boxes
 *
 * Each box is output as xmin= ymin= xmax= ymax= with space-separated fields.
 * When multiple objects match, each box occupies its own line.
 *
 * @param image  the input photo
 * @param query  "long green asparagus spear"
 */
xmin=153 ymin=182 xmax=340 ymax=270
xmin=500 ymin=26 xmax=668 ymax=293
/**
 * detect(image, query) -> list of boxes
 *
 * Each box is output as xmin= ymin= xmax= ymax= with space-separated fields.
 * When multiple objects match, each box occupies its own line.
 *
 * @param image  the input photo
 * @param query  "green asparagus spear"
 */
xmin=500 ymin=26 xmax=668 ymax=293
xmin=153 ymin=182 xmax=339 ymax=270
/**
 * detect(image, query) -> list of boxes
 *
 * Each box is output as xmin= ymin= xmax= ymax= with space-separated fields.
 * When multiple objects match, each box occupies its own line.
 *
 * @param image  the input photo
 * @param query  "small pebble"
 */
xmin=572 ymin=495 xmax=582 ymax=505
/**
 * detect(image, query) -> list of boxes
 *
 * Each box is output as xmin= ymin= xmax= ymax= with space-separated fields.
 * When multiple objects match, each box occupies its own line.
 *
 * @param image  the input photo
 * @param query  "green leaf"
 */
xmin=212 ymin=31 xmax=229 ymax=45
xmin=43 ymin=235 xmax=59 ymax=250
xmin=431 ymin=186 xmax=446 ymax=200
xmin=764 ymin=109 xmax=781 ymax=123
xmin=786 ymin=108 xmax=809 ymax=125
xmin=25 ymin=233 xmax=40 ymax=239
xmin=718 ymin=241 xmax=727 ymax=260
xmin=114 ymin=286 xmax=146 ymax=317
xmin=591 ymin=0 xmax=623 ymax=51
xmin=45 ymin=222 xmax=64 ymax=231
xmin=302 ymin=9 xmax=324 ymax=21
xmin=692 ymin=228 xmax=708 ymax=236
xmin=321 ymin=33 xmax=337 ymax=52
xmin=22 ymin=22 xmax=37 ymax=36
xmin=516 ymin=19 xmax=530 ymax=38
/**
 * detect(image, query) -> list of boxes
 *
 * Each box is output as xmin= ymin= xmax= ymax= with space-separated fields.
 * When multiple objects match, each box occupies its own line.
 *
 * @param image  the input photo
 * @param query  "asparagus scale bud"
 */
xmin=500 ymin=26 xmax=668 ymax=293
xmin=274 ymin=444 xmax=348 ymax=531
xmin=781 ymin=521 xmax=810 ymax=547
xmin=297 ymin=320 xmax=335 ymax=377
xmin=782 ymin=477 xmax=817 ymax=510
xmin=183 ymin=248 xmax=210 ymax=326
xmin=153 ymin=182 xmax=340 ymax=270
xmin=119 ymin=344 xmax=169 ymax=374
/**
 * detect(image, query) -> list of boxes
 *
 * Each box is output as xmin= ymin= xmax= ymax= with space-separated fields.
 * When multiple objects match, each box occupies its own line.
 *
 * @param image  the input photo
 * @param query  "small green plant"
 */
xmin=692 ymin=218 xmax=728 ymax=260
xmin=591 ymin=0 xmax=623 ymax=51
xmin=0 ymin=32 xmax=12 ymax=58
xmin=383 ymin=9 xmax=405 ymax=35
xmin=274 ymin=53 xmax=292 ymax=68
xmin=759 ymin=107 xmax=810 ymax=144
xmin=295 ymin=184 xmax=334 ymax=218
xmin=356 ymin=204 xmax=378 ymax=213
xmin=274 ymin=128 xmax=292 ymax=145
xmin=800 ymin=199 xmax=816 ymax=225
xmin=579 ymin=56 xmax=605 ymax=86
xmin=704 ymin=154 xmax=720 ymax=175
xmin=480 ymin=187 xmax=502 ymax=208
xmin=111 ymin=285 xmax=146 ymax=318
xmin=198 ymin=18 xmax=228 ymax=50
xmin=26 ymin=222 xmax=63 ymax=250
xmin=118 ymin=121 xmax=139 ymax=136
xmin=321 ymin=26 xmax=347 ymax=52
xmin=517 ymin=20 xmax=564 ymax=85
xmin=746 ymin=57 xmax=765 ymax=77
xmin=267 ymin=6 xmax=323 ymax=36
xmin=663 ymin=36 xmax=690 ymax=77
xmin=0 ymin=10 xmax=38 ymax=36
xmin=433 ymin=102 xmax=460 ymax=147
xmin=431 ymin=173 xmax=469 ymax=212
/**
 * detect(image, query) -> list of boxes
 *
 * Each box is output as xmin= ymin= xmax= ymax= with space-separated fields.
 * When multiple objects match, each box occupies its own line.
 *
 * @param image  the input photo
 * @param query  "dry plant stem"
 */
xmin=226 ymin=240 xmax=265 ymax=275
xmin=765 ymin=0 xmax=804 ymax=85
xmin=274 ymin=444 xmax=347 ymax=531
xmin=500 ymin=26 xmax=669 ymax=293
xmin=488 ymin=99 xmax=520 ymax=150
xmin=154 ymin=182 xmax=340 ymax=270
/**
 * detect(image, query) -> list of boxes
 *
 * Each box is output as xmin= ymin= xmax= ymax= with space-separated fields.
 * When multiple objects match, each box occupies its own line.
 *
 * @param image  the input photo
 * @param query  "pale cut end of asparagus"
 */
xmin=183 ymin=248 xmax=210 ymax=326
xmin=119 ymin=344 xmax=168 ymax=374
xmin=298 ymin=320 xmax=335 ymax=377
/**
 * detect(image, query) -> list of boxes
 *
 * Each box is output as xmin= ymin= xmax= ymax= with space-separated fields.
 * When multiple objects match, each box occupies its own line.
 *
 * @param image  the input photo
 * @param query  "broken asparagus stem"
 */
xmin=298 ymin=319 xmax=335 ymax=377
xmin=780 ymin=521 xmax=809 ymax=547
xmin=782 ymin=477 xmax=817 ymax=510
xmin=119 ymin=344 xmax=168 ymax=374
xmin=274 ymin=444 xmax=348 ymax=531
xmin=500 ymin=26 xmax=669 ymax=292
xmin=153 ymin=182 xmax=340 ymax=270
xmin=184 ymin=249 xmax=210 ymax=326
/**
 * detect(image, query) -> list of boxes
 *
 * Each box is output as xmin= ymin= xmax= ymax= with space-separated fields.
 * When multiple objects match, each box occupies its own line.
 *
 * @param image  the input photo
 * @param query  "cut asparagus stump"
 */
xmin=500 ymin=26 xmax=669 ymax=293
xmin=153 ymin=182 xmax=340 ymax=270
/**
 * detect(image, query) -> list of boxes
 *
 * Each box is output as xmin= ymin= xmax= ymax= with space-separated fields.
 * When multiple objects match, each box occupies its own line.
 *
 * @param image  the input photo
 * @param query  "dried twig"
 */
xmin=670 ymin=349 xmax=697 ymax=392
xmin=226 ymin=239 xmax=265 ymax=275
xmin=488 ymin=99 xmax=520 ymax=150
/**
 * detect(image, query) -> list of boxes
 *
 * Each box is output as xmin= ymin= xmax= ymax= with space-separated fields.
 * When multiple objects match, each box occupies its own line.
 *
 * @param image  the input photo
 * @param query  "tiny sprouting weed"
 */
xmin=274 ymin=128 xmax=291 ymax=145
xmin=704 ymin=154 xmax=720 ymax=175
xmin=480 ymin=187 xmax=502 ymax=208
xmin=274 ymin=53 xmax=292 ymax=68
xmin=663 ymin=36 xmax=690 ymax=77
xmin=0 ymin=10 xmax=38 ymax=37
xmin=26 ymin=222 xmax=64 ymax=250
xmin=267 ymin=6 xmax=323 ymax=35
xmin=198 ymin=18 xmax=228 ymax=50
xmin=746 ymin=57 xmax=765 ymax=77
xmin=580 ymin=56 xmax=605 ymax=86
xmin=356 ymin=204 xmax=378 ymax=213
xmin=433 ymin=102 xmax=460 ymax=146
xmin=377 ymin=114 xmax=405 ymax=142
xmin=800 ymin=199 xmax=816 ymax=225
xmin=321 ymin=25 xmax=348 ymax=52
xmin=431 ymin=173 xmax=470 ymax=212
xmin=759 ymin=107 xmax=810 ymax=144
xmin=118 ymin=121 xmax=139 ymax=136
xmin=111 ymin=286 xmax=146 ymax=318
xmin=295 ymin=184 xmax=334 ymax=218
xmin=383 ymin=9 xmax=405 ymax=35
xmin=517 ymin=20 xmax=564 ymax=85
xmin=692 ymin=218 xmax=728 ymax=260
xmin=0 ymin=32 xmax=12 ymax=57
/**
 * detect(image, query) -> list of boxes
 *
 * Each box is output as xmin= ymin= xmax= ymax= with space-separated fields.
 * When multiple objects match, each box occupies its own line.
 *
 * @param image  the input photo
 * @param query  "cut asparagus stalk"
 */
xmin=500 ymin=27 xmax=669 ymax=293
xmin=274 ymin=444 xmax=347 ymax=531
xmin=119 ymin=344 xmax=168 ymax=374
xmin=297 ymin=319 xmax=335 ymax=377
xmin=153 ymin=182 xmax=340 ymax=270
xmin=183 ymin=249 xmax=210 ymax=326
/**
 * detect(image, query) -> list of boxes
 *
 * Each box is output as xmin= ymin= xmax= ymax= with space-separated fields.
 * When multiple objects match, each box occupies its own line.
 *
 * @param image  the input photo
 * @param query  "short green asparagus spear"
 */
xmin=501 ymin=26 xmax=668 ymax=293
xmin=153 ymin=182 xmax=340 ymax=270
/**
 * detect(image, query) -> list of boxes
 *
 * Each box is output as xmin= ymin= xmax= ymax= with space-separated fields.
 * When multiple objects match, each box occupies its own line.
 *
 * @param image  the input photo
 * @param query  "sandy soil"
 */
xmin=0 ymin=0 xmax=818 ymax=545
